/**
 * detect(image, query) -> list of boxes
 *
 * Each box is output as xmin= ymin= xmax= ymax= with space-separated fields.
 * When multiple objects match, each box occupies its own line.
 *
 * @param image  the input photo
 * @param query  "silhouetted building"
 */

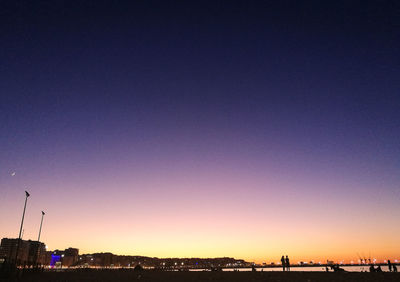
xmin=0 ymin=238 xmax=46 ymax=266
xmin=64 ymin=247 xmax=79 ymax=266
xmin=65 ymin=248 xmax=79 ymax=257
xmin=45 ymin=251 xmax=53 ymax=265
xmin=51 ymin=247 xmax=79 ymax=267
xmin=27 ymin=240 xmax=46 ymax=266
xmin=0 ymin=238 xmax=29 ymax=265
xmin=74 ymin=253 xmax=247 ymax=269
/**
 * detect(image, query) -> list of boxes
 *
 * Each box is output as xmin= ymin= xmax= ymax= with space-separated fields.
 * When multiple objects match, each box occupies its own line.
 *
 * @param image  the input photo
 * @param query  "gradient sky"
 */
xmin=1 ymin=1 xmax=399 ymax=263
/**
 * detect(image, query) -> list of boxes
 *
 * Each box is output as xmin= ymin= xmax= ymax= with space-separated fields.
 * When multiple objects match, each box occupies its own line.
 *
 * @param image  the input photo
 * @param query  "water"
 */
xmin=190 ymin=265 xmax=393 ymax=272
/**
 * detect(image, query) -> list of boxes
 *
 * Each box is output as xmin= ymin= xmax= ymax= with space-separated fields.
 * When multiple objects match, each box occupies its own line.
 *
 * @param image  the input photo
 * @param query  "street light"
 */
xmin=38 ymin=211 xmax=45 ymax=242
xmin=15 ymin=190 xmax=30 ymax=265
xmin=35 ymin=211 xmax=45 ymax=268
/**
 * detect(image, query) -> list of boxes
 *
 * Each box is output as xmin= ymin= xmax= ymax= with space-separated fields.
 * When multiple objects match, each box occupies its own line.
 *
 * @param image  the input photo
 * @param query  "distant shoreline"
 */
xmin=242 ymin=263 xmax=400 ymax=269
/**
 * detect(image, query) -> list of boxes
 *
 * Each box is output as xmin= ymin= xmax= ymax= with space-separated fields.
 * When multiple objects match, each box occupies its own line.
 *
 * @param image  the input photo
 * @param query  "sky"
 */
xmin=0 ymin=0 xmax=399 ymax=263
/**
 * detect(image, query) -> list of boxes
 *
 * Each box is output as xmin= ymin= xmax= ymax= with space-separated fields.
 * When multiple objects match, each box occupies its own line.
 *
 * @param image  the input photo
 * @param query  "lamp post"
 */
xmin=34 ymin=211 xmax=45 ymax=268
xmin=15 ymin=190 xmax=30 ymax=266
xmin=37 ymin=211 xmax=45 ymax=242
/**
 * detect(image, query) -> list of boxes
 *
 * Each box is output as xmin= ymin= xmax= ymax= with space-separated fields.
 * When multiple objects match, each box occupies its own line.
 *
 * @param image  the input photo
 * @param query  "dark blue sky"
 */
xmin=1 ymin=1 xmax=400 ymax=257
xmin=2 ymin=0 xmax=399 ymax=172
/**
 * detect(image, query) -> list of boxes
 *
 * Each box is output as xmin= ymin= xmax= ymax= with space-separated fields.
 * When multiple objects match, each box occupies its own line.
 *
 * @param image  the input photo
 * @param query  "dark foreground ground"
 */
xmin=1 ymin=270 xmax=399 ymax=282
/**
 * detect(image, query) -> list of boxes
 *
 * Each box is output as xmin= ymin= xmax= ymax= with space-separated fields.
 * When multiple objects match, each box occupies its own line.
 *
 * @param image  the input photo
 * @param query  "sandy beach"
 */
xmin=1 ymin=269 xmax=399 ymax=282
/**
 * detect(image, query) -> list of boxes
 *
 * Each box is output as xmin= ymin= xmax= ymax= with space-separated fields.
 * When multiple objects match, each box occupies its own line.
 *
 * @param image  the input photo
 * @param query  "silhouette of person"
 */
xmin=393 ymin=264 xmax=397 ymax=272
xmin=333 ymin=264 xmax=345 ymax=272
xmin=369 ymin=265 xmax=375 ymax=272
xmin=388 ymin=260 xmax=392 ymax=272
xmin=376 ymin=265 xmax=382 ymax=272
xmin=281 ymin=256 xmax=286 ymax=272
xmin=285 ymin=255 xmax=290 ymax=271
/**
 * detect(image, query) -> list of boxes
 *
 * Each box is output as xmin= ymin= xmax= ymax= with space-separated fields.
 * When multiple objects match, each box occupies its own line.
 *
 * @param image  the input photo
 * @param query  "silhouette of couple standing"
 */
xmin=281 ymin=255 xmax=290 ymax=271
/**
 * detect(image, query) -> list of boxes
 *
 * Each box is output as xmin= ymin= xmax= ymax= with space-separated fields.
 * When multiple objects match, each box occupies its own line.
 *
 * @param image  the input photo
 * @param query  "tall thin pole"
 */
xmin=18 ymin=191 xmax=29 ymax=239
xmin=15 ymin=190 xmax=30 ymax=265
xmin=38 ymin=211 xmax=45 ymax=242
xmin=35 ymin=211 xmax=45 ymax=267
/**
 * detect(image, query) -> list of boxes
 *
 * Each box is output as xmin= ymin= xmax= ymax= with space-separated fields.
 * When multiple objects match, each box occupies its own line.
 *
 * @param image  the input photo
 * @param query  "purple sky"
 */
xmin=1 ymin=0 xmax=399 ymax=262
